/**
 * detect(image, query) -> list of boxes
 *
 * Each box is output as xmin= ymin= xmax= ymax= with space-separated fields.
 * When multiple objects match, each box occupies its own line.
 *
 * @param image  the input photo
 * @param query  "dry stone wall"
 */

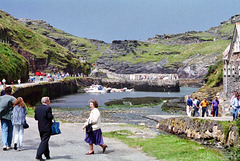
xmin=157 ymin=117 xmax=239 ymax=147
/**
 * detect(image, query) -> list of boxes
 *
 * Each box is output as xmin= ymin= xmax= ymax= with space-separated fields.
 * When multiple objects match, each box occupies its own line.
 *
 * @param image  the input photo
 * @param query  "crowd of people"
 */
xmin=187 ymin=91 xmax=240 ymax=121
xmin=186 ymin=96 xmax=219 ymax=118
xmin=0 ymin=86 xmax=107 ymax=160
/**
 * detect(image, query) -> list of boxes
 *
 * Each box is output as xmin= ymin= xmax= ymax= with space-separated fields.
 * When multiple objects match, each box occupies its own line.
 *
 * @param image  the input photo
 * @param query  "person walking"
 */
xmin=193 ymin=96 xmax=200 ymax=117
xmin=35 ymin=97 xmax=54 ymax=160
xmin=211 ymin=97 xmax=220 ymax=117
xmin=186 ymin=96 xmax=193 ymax=117
xmin=1 ymin=85 xmax=6 ymax=96
xmin=200 ymin=98 xmax=209 ymax=117
xmin=0 ymin=86 xmax=16 ymax=150
xmin=230 ymin=91 xmax=238 ymax=108
xmin=232 ymin=95 xmax=240 ymax=120
xmin=2 ymin=78 xmax=6 ymax=85
xmin=82 ymin=99 xmax=108 ymax=155
xmin=17 ymin=79 xmax=21 ymax=87
xmin=12 ymin=97 xmax=27 ymax=151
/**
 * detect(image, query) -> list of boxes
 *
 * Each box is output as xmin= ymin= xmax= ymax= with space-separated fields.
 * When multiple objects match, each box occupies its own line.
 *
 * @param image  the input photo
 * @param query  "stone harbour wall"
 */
xmin=157 ymin=117 xmax=239 ymax=147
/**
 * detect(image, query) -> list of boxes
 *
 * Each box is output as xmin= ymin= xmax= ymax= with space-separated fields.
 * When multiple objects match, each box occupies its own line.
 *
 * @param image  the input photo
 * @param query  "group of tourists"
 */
xmin=186 ymin=96 xmax=219 ymax=117
xmin=187 ymin=91 xmax=240 ymax=121
xmin=0 ymin=86 xmax=107 ymax=160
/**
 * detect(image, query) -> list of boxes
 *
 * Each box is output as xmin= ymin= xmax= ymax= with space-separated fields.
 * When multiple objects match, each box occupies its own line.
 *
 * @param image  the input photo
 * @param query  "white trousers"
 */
xmin=187 ymin=105 xmax=192 ymax=117
xmin=14 ymin=125 xmax=24 ymax=148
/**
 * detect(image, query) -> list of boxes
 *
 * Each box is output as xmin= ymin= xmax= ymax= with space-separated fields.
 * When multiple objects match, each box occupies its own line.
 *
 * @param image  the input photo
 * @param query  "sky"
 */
xmin=0 ymin=0 xmax=240 ymax=43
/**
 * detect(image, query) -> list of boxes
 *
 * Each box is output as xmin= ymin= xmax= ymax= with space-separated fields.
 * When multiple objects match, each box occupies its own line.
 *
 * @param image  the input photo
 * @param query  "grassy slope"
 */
xmin=24 ymin=22 xmax=104 ymax=64
xmin=112 ymin=40 xmax=230 ymax=65
xmin=0 ymin=10 xmax=89 ymax=73
xmin=24 ymin=18 xmax=234 ymax=68
xmin=0 ymin=43 xmax=29 ymax=82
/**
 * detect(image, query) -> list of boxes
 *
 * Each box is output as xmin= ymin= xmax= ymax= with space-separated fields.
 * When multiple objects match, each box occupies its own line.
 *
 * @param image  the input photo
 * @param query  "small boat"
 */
xmin=84 ymin=85 xmax=134 ymax=94
xmin=84 ymin=85 xmax=107 ymax=94
xmin=123 ymin=87 xmax=134 ymax=92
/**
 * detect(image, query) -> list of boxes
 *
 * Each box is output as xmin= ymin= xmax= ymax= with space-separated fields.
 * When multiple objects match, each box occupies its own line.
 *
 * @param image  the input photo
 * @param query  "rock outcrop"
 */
xmin=17 ymin=14 xmax=240 ymax=83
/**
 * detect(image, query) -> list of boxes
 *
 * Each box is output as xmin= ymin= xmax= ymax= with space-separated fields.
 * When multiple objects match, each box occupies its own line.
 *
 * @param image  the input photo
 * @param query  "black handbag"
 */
xmin=51 ymin=120 xmax=61 ymax=135
xmin=86 ymin=124 xmax=93 ymax=134
xmin=23 ymin=120 xmax=29 ymax=129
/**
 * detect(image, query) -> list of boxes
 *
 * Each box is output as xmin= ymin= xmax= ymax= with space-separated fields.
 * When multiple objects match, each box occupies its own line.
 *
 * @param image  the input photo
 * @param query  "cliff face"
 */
xmin=18 ymin=13 xmax=240 ymax=81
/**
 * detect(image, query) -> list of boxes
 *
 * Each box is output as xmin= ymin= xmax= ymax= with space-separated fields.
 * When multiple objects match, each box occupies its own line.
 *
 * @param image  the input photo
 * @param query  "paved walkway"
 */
xmin=0 ymin=117 xmax=157 ymax=161
xmin=145 ymin=115 xmax=233 ymax=122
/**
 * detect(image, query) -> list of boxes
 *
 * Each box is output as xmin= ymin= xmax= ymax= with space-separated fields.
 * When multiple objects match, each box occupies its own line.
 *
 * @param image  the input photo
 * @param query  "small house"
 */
xmin=223 ymin=23 xmax=240 ymax=96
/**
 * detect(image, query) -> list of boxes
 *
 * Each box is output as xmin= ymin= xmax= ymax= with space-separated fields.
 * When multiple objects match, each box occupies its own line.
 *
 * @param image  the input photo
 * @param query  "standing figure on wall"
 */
xmin=232 ymin=94 xmax=240 ymax=120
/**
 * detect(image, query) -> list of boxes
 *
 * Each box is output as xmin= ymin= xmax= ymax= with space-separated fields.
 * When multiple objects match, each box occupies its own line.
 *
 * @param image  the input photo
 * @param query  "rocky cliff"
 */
xmin=19 ymin=14 xmax=240 ymax=82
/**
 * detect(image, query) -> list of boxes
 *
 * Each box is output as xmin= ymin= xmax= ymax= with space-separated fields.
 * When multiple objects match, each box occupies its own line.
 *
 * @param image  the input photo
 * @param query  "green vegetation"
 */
xmin=26 ymin=107 xmax=35 ymax=118
xmin=24 ymin=19 xmax=104 ymax=64
xmin=104 ymin=97 xmax=164 ymax=107
xmin=217 ymin=23 xmax=235 ymax=35
xmin=0 ymin=10 xmax=91 ymax=77
xmin=103 ymin=130 xmax=225 ymax=161
xmin=0 ymin=43 xmax=29 ymax=82
xmin=111 ymin=40 xmax=229 ymax=66
xmin=204 ymin=61 xmax=223 ymax=87
xmin=218 ymin=121 xmax=235 ymax=140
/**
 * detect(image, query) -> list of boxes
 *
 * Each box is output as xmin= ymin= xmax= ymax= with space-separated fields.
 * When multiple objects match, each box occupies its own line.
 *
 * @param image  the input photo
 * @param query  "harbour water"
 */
xmin=51 ymin=87 xmax=198 ymax=108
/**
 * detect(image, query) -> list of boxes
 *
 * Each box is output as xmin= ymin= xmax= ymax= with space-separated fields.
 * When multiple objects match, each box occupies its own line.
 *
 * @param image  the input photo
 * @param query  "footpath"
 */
xmin=145 ymin=114 xmax=233 ymax=122
xmin=0 ymin=117 xmax=157 ymax=161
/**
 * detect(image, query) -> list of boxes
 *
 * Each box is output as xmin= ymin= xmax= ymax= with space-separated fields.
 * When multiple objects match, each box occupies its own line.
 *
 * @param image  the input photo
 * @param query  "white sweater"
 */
xmin=84 ymin=108 xmax=101 ymax=131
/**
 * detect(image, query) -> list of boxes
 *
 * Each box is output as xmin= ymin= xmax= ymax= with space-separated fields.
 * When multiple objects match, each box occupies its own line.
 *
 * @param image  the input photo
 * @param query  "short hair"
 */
xmin=88 ymin=99 xmax=98 ymax=108
xmin=195 ymin=96 xmax=198 ymax=99
xmin=41 ymin=97 xmax=50 ymax=104
xmin=5 ymin=86 xmax=12 ymax=95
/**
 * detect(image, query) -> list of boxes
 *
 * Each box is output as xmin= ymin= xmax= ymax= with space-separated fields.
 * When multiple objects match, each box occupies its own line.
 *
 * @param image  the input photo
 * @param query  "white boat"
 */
xmin=123 ymin=87 xmax=134 ymax=92
xmin=84 ymin=85 xmax=134 ymax=94
xmin=84 ymin=85 xmax=107 ymax=94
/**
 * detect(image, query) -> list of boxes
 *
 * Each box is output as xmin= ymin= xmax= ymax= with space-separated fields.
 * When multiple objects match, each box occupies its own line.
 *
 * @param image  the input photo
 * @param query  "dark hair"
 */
xmin=5 ymin=87 xmax=12 ymax=95
xmin=88 ymin=99 xmax=98 ymax=108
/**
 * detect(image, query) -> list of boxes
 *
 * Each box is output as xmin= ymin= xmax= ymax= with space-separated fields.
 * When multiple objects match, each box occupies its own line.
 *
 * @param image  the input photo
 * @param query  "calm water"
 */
xmin=51 ymin=87 xmax=198 ymax=108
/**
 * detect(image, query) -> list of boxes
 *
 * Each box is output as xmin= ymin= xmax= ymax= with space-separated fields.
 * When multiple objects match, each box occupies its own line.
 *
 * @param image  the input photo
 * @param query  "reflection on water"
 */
xmin=51 ymin=87 xmax=198 ymax=108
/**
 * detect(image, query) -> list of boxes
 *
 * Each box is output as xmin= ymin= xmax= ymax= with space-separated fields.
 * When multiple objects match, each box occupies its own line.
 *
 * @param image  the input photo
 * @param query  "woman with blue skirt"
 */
xmin=83 ymin=99 xmax=107 ymax=155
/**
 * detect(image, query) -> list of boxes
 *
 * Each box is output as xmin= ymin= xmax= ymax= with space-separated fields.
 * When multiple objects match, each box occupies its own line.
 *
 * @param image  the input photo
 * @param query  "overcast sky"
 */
xmin=1 ymin=0 xmax=240 ymax=43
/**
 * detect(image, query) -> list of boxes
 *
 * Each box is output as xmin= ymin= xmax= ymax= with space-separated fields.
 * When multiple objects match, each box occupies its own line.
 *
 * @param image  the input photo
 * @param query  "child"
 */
xmin=12 ymin=97 xmax=27 ymax=151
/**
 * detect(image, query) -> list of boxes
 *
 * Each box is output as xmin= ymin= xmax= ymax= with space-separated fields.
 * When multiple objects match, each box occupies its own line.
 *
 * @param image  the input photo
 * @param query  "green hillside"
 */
xmin=0 ymin=10 xmax=91 ymax=83
xmin=20 ymin=19 xmax=104 ymax=64
xmin=0 ymin=43 xmax=29 ymax=83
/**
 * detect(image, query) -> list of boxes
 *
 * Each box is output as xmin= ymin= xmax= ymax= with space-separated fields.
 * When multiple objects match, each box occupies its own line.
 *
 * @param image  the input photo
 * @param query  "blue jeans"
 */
xmin=232 ymin=107 xmax=239 ymax=120
xmin=1 ymin=119 xmax=13 ymax=147
xmin=213 ymin=106 xmax=218 ymax=117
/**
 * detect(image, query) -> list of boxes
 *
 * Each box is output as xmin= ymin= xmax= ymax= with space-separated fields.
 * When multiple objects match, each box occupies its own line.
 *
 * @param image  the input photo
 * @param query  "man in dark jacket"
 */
xmin=35 ymin=97 xmax=53 ymax=160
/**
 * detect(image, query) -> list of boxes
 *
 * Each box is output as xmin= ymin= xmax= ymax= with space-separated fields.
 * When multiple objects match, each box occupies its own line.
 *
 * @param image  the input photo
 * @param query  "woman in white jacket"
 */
xmin=82 ymin=99 xmax=107 ymax=155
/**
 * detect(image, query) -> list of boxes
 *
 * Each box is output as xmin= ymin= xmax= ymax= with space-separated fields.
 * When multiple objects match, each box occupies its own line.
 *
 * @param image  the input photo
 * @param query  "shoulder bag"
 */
xmin=23 ymin=120 xmax=29 ymax=129
xmin=51 ymin=119 xmax=61 ymax=135
xmin=86 ymin=119 xmax=93 ymax=134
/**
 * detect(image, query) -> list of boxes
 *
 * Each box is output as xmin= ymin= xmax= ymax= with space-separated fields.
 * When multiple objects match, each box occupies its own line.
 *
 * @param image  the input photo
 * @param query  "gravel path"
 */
xmin=0 ymin=117 xmax=158 ymax=161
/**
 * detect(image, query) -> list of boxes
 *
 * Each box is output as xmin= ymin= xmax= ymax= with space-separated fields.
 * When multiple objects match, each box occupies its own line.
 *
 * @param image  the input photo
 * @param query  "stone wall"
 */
xmin=157 ymin=117 xmax=239 ymax=147
xmin=101 ymin=78 xmax=180 ymax=92
xmin=13 ymin=78 xmax=96 ymax=105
